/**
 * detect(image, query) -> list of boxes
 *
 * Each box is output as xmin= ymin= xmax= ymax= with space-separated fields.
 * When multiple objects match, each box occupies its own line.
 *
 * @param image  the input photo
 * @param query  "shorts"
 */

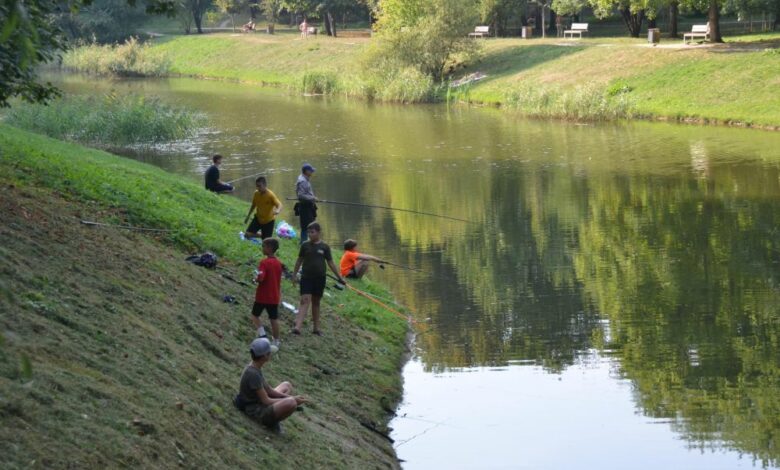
xmin=252 ymin=302 xmax=279 ymax=320
xmin=299 ymin=277 xmax=326 ymax=297
xmin=247 ymin=219 xmax=275 ymax=239
xmin=245 ymin=403 xmax=277 ymax=426
xmin=346 ymin=268 xmax=359 ymax=279
xmin=209 ymin=183 xmax=233 ymax=193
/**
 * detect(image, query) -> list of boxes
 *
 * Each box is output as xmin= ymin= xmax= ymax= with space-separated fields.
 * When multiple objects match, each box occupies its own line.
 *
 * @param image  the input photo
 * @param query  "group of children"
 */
xmin=229 ymin=162 xmax=387 ymax=434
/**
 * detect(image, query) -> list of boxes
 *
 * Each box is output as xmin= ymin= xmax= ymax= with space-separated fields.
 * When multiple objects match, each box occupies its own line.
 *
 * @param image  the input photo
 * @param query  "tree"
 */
xmin=182 ymin=0 xmax=211 ymax=33
xmin=369 ymin=0 xmax=479 ymax=81
xmin=215 ymin=0 xmax=247 ymax=31
xmin=0 ymin=0 xmax=174 ymax=108
xmin=55 ymin=0 xmax=151 ymax=43
xmin=479 ymin=0 xmax=527 ymax=36
xmin=280 ymin=0 xmax=317 ymax=20
xmin=590 ymin=0 xmax=647 ymax=37
xmin=552 ymin=0 xmax=587 ymax=16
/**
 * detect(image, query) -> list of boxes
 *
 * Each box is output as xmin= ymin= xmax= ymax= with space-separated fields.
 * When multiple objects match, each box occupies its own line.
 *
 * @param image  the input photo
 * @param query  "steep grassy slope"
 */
xmin=0 ymin=125 xmax=407 ymax=469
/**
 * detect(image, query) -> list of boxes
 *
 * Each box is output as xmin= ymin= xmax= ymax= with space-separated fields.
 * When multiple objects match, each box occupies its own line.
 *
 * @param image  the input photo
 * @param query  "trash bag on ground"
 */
xmin=276 ymin=220 xmax=297 ymax=239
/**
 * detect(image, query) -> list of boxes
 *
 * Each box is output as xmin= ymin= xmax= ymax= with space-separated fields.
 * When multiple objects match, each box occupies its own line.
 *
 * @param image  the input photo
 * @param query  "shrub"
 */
xmin=5 ymin=93 xmax=205 ymax=146
xmin=61 ymin=37 xmax=171 ymax=77
xmin=301 ymin=71 xmax=340 ymax=95
xmin=503 ymin=85 xmax=636 ymax=121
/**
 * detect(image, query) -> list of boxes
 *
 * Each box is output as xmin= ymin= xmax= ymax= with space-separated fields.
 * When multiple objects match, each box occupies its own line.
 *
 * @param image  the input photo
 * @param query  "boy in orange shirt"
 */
xmin=340 ymin=239 xmax=386 ymax=280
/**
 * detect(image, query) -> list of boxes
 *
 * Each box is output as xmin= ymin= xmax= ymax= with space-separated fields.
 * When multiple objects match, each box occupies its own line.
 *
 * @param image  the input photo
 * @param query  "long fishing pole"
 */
xmin=225 ymin=171 xmax=266 ymax=185
xmin=80 ymin=220 xmax=174 ymax=233
xmin=380 ymin=260 xmax=426 ymax=274
xmin=285 ymin=197 xmax=471 ymax=224
xmin=326 ymin=274 xmax=416 ymax=324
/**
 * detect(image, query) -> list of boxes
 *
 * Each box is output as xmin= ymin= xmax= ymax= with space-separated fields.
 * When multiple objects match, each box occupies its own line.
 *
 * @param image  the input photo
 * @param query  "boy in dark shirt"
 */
xmin=291 ymin=222 xmax=345 ymax=335
xmin=252 ymin=238 xmax=283 ymax=346
xmin=236 ymin=338 xmax=306 ymax=434
xmin=204 ymin=154 xmax=234 ymax=193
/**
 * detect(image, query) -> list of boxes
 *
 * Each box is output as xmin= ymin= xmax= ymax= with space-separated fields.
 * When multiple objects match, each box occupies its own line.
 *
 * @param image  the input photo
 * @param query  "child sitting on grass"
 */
xmin=340 ymin=239 xmax=386 ymax=279
xmin=236 ymin=338 xmax=306 ymax=434
xmin=252 ymin=238 xmax=283 ymax=346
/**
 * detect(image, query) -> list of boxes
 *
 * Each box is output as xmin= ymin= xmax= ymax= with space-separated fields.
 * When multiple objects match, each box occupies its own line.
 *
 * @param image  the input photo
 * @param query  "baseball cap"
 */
xmin=250 ymin=337 xmax=278 ymax=357
xmin=302 ymin=163 xmax=315 ymax=173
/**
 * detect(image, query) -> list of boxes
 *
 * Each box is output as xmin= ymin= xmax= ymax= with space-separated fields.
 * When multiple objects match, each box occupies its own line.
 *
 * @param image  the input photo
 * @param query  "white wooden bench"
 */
xmin=468 ymin=26 xmax=490 ymax=39
xmin=563 ymin=23 xmax=588 ymax=39
xmin=683 ymin=24 xmax=710 ymax=44
xmin=306 ymin=26 xmax=318 ymax=35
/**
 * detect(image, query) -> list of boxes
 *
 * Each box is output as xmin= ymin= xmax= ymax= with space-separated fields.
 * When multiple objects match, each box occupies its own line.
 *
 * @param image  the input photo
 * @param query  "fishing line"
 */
xmin=285 ymin=197 xmax=471 ymax=224
xmin=80 ymin=220 xmax=174 ymax=233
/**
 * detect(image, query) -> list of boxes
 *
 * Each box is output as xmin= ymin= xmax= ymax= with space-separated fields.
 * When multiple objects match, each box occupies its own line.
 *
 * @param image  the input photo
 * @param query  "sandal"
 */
xmin=292 ymin=329 xmax=301 ymax=336
xmin=312 ymin=330 xmax=323 ymax=336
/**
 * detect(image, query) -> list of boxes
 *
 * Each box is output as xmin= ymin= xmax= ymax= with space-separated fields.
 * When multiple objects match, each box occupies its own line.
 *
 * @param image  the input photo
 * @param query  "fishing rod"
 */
xmin=326 ymin=274 xmax=417 ymax=324
xmin=285 ymin=197 xmax=471 ymax=224
xmin=379 ymin=260 xmax=427 ymax=274
xmin=80 ymin=220 xmax=174 ymax=233
xmin=225 ymin=171 xmax=267 ymax=185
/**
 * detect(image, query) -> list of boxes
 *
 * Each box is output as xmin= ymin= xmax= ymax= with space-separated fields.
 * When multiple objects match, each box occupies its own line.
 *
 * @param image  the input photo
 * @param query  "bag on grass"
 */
xmin=185 ymin=252 xmax=218 ymax=269
xmin=276 ymin=221 xmax=297 ymax=239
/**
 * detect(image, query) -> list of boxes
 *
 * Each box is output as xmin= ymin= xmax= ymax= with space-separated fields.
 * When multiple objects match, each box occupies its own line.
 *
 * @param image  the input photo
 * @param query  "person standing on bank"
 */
xmin=291 ymin=222 xmax=345 ymax=336
xmin=204 ymin=154 xmax=234 ymax=193
xmin=295 ymin=163 xmax=318 ymax=243
xmin=244 ymin=176 xmax=282 ymax=240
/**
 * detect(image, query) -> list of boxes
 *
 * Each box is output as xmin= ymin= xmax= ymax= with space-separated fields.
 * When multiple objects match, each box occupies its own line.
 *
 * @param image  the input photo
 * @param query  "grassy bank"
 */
xmin=0 ymin=124 xmax=408 ymax=468
xmin=60 ymin=31 xmax=780 ymax=126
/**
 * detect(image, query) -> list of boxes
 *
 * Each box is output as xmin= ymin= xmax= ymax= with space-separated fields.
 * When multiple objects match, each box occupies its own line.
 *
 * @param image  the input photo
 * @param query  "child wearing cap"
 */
xmin=291 ymin=222 xmax=345 ymax=335
xmin=235 ymin=337 xmax=306 ymax=434
xmin=340 ymin=239 xmax=386 ymax=280
xmin=252 ymin=238 xmax=283 ymax=346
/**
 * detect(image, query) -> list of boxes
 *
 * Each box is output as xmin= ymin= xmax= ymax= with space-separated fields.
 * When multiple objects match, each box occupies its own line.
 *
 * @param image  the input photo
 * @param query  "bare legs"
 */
xmin=270 ymin=382 xmax=298 ymax=421
xmin=294 ymin=294 xmax=322 ymax=333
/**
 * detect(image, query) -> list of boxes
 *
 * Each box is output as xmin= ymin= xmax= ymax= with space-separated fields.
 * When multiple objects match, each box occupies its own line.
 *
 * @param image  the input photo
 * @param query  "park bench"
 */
xmin=469 ymin=26 xmax=491 ymax=39
xmin=307 ymin=26 xmax=318 ymax=35
xmin=683 ymin=23 xmax=710 ymax=44
xmin=563 ymin=23 xmax=588 ymax=39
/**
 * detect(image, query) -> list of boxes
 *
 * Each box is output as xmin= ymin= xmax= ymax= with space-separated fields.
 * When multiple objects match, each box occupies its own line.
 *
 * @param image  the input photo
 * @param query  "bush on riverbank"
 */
xmin=5 ymin=93 xmax=204 ymax=145
xmin=503 ymin=84 xmax=636 ymax=121
xmin=62 ymin=37 xmax=171 ymax=76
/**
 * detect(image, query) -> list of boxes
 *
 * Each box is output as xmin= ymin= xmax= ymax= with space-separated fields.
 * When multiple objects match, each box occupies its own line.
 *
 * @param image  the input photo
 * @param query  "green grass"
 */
xmin=0 ymin=124 xmax=408 ymax=468
xmin=62 ymin=37 xmax=171 ymax=77
xmin=65 ymin=30 xmax=780 ymax=126
xmin=5 ymin=93 xmax=204 ymax=146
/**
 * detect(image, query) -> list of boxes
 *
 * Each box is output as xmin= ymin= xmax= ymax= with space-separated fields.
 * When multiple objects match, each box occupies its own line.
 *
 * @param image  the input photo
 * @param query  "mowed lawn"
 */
xmin=150 ymin=31 xmax=780 ymax=127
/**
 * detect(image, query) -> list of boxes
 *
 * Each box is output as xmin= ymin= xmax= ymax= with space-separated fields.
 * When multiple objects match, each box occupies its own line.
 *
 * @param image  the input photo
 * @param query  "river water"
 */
xmin=55 ymin=75 xmax=780 ymax=469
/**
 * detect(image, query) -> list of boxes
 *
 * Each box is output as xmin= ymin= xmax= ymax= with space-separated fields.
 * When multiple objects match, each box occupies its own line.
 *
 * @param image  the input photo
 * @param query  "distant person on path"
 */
xmin=252 ymin=238 xmax=283 ymax=346
xmin=244 ymin=176 xmax=282 ymax=240
xmin=291 ymin=222 xmax=345 ymax=336
xmin=340 ymin=239 xmax=386 ymax=280
xmin=295 ymin=163 xmax=318 ymax=243
xmin=205 ymin=154 xmax=234 ymax=193
xmin=299 ymin=19 xmax=309 ymax=38
xmin=235 ymin=338 xmax=306 ymax=434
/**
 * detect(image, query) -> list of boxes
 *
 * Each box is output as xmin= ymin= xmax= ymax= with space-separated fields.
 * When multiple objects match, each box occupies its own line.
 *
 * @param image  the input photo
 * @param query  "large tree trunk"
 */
xmin=648 ymin=17 xmax=656 ymax=28
xmin=327 ymin=11 xmax=337 ymax=37
xmin=193 ymin=9 xmax=204 ymax=34
xmin=708 ymin=0 xmax=723 ymax=42
xmin=669 ymin=1 xmax=679 ymax=37
xmin=773 ymin=0 xmax=779 ymax=30
xmin=619 ymin=8 xmax=645 ymax=37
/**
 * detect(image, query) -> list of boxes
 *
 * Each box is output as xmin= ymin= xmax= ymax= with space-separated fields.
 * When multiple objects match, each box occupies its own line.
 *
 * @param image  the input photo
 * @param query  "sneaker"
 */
xmin=271 ymin=338 xmax=281 ymax=349
xmin=291 ymin=329 xmax=301 ymax=336
xmin=257 ymin=327 xmax=267 ymax=338
xmin=266 ymin=422 xmax=284 ymax=435
xmin=312 ymin=330 xmax=323 ymax=337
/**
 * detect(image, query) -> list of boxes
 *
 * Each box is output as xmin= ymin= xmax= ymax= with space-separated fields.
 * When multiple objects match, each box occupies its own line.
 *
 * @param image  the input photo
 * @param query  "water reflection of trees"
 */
xmin=385 ymin=153 xmax=780 ymax=466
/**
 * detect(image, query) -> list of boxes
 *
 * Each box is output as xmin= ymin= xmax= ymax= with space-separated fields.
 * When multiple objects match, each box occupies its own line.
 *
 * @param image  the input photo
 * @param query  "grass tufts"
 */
xmin=62 ymin=37 xmax=171 ymax=77
xmin=5 ymin=93 xmax=205 ymax=146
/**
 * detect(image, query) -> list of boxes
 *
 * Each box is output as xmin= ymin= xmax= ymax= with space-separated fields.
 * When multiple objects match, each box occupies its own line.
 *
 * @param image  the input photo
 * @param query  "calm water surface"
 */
xmin=56 ymin=75 xmax=780 ymax=469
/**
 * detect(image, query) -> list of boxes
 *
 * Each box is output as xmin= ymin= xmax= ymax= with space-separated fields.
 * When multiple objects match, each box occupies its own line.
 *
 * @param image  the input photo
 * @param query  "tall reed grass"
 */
xmin=5 ymin=93 xmax=205 ymax=145
xmin=62 ymin=37 xmax=171 ymax=76
xmin=502 ymin=85 xmax=636 ymax=121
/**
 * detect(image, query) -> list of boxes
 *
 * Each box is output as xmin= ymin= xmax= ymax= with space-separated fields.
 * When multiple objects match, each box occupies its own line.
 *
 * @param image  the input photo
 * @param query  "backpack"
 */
xmin=185 ymin=252 xmax=218 ymax=269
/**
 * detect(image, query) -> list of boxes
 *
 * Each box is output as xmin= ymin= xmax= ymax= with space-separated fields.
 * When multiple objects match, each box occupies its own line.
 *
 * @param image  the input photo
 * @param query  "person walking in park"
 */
xmin=340 ymin=239 xmax=386 ymax=280
xmin=252 ymin=238 xmax=283 ymax=346
xmin=243 ymin=176 xmax=282 ymax=240
xmin=204 ymin=154 xmax=234 ymax=193
xmin=235 ymin=338 xmax=306 ymax=434
xmin=291 ymin=222 xmax=345 ymax=336
xmin=295 ymin=163 xmax=318 ymax=243
xmin=299 ymin=18 xmax=309 ymax=38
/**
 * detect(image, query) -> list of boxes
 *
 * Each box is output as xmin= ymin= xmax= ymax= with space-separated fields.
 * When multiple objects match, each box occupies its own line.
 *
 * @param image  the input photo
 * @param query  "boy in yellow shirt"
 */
xmin=244 ymin=176 xmax=283 ymax=240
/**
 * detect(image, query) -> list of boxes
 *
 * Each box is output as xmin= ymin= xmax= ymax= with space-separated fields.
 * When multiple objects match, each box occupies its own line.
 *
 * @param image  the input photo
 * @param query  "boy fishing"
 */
xmin=291 ymin=222 xmax=345 ymax=336
xmin=253 ymin=238 xmax=283 ymax=346
xmin=204 ymin=154 xmax=234 ymax=193
xmin=244 ymin=176 xmax=282 ymax=240
xmin=340 ymin=239 xmax=386 ymax=279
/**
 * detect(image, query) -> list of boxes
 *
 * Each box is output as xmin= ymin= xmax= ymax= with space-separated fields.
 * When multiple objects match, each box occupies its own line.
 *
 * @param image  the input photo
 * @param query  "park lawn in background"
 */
xmin=0 ymin=124 xmax=408 ymax=468
xmin=153 ymin=32 xmax=367 ymax=86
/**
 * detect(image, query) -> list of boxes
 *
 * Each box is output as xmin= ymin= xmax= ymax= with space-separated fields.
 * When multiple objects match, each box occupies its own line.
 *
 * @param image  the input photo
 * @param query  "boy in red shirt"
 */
xmin=253 ymin=238 xmax=283 ymax=346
